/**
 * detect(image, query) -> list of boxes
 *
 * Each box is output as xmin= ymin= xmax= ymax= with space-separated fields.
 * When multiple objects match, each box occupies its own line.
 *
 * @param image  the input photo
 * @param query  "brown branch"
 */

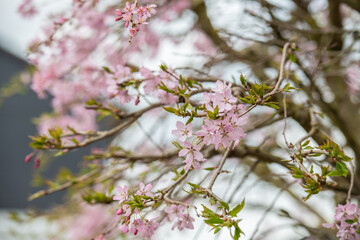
xmin=28 ymin=169 xmax=101 ymax=201
xmin=206 ymin=141 xmax=235 ymax=190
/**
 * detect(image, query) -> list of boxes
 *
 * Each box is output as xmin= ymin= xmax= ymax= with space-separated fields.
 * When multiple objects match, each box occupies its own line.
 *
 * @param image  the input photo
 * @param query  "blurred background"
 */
xmin=1 ymin=0 xmax=359 ymax=240
xmin=0 ymin=1 xmax=107 ymax=238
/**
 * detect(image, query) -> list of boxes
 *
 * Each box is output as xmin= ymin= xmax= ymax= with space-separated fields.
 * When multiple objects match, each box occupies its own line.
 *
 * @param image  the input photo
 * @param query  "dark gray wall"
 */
xmin=0 ymin=48 xmax=104 ymax=209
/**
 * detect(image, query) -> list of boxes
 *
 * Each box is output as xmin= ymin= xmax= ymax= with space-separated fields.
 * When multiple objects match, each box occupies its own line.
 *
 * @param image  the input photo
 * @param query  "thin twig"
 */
xmin=347 ymin=161 xmax=355 ymax=203
xmin=207 ymin=141 xmax=235 ymax=190
xmin=28 ymin=169 xmax=101 ymax=201
xmin=271 ymin=42 xmax=292 ymax=94
xmin=282 ymin=60 xmax=291 ymax=147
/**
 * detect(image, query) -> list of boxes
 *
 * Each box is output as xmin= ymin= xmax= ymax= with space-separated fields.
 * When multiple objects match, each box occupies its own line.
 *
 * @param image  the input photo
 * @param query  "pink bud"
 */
xmin=116 ymin=209 xmax=123 ymax=215
xmin=135 ymin=95 xmax=140 ymax=105
xmin=25 ymin=153 xmax=34 ymax=163
xmin=34 ymin=158 xmax=40 ymax=169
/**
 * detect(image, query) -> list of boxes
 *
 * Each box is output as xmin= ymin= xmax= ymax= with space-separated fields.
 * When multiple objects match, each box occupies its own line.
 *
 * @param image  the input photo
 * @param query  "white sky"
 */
xmin=0 ymin=0 xmax=70 ymax=59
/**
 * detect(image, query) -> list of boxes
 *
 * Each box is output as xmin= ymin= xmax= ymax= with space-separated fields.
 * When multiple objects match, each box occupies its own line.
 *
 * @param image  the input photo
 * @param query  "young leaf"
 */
xmin=230 ymin=198 xmax=245 ymax=217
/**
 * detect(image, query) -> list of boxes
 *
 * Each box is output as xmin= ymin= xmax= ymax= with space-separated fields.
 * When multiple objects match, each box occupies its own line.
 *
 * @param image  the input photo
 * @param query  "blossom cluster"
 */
xmin=197 ymin=80 xmax=248 ymax=149
xmin=171 ymin=80 xmax=248 ymax=170
xmin=165 ymin=204 xmax=195 ymax=231
xmin=113 ymin=182 xmax=196 ymax=239
xmin=172 ymin=121 xmax=205 ymax=170
xmin=115 ymin=1 xmax=157 ymax=40
xmin=323 ymin=203 xmax=360 ymax=240
xmin=113 ymin=183 xmax=159 ymax=239
xmin=18 ymin=0 xmax=38 ymax=18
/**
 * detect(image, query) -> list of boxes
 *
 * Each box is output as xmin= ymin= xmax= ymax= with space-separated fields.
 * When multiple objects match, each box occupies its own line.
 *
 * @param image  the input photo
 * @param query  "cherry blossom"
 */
xmin=165 ymin=205 xmax=186 ymax=221
xmin=115 ymin=1 xmax=157 ymax=41
xmin=323 ymin=203 xmax=360 ymax=240
xmin=172 ymin=121 xmax=193 ymax=142
xmin=113 ymin=185 xmax=129 ymax=203
xmin=18 ymin=0 xmax=38 ymax=18
xmin=179 ymin=142 xmax=205 ymax=170
xmin=141 ymin=218 xmax=160 ymax=238
xmin=172 ymin=214 xmax=195 ymax=231
xmin=130 ymin=219 xmax=143 ymax=235
xmin=136 ymin=182 xmax=155 ymax=199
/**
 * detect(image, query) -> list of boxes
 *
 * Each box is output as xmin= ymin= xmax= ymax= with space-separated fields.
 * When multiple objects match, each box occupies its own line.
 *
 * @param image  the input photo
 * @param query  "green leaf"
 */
xmin=188 ymin=182 xmax=200 ymax=190
xmin=160 ymin=64 xmax=168 ymax=71
xmin=209 ymin=197 xmax=217 ymax=206
xmin=214 ymin=228 xmax=221 ymax=234
xmin=289 ymin=54 xmax=296 ymax=63
xmin=204 ymin=217 xmax=224 ymax=224
xmin=263 ymin=102 xmax=280 ymax=109
xmin=234 ymin=225 xmax=241 ymax=240
xmin=240 ymin=74 xmax=247 ymax=86
xmin=336 ymin=162 xmax=348 ymax=177
xmin=282 ymin=83 xmax=294 ymax=92
xmin=172 ymin=141 xmax=182 ymax=150
xmin=220 ymin=201 xmax=230 ymax=211
xmin=204 ymin=167 xmax=216 ymax=171
xmin=102 ymin=66 xmax=113 ymax=74
xmin=230 ymin=199 xmax=245 ymax=217
xmin=327 ymin=170 xmax=343 ymax=177
xmin=288 ymin=165 xmax=305 ymax=178
xmin=302 ymin=140 xmax=311 ymax=147
xmin=345 ymin=219 xmax=356 ymax=224
xmin=54 ymin=151 xmax=66 ymax=157
xmin=179 ymin=75 xmax=184 ymax=88
xmin=214 ymin=105 xmax=219 ymax=116
xmin=162 ymin=106 xmax=176 ymax=114
xmin=239 ymin=97 xmax=251 ymax=104
xmin=186 ymin=116 xmax=194 ymax=125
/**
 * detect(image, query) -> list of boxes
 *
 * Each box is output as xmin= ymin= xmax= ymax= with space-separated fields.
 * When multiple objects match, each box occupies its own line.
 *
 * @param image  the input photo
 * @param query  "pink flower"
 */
xmin=136 ymin=182 xmax=155 ymax=198
xmin=119 ymin=224 xmax=129 ymax=233
xmin=214 ymin=89 xmax=237 ymax=113
xmin=172 ymin=121 xmax=193 ymax=142
xmin=158 ymin=91 xmax=179 ymax=105
xmin=165 ymin=205 xmax=185 ymax=221
xmin=18 ymin=0 xmax=38 ymax=18
xmin=138 ymin=15 xmax=149 ymax=25
xmin=214 ymin=80 xmax=232 ymax=93
xmin=129 ymin=27 xmax=138 ymax=36
xmin=141 ymin=218 xmax=160 ymax=238
xmin=145 ymin=4 xmax=157 ymax=17
xmin=172 ymin=214 xmax=195 ymax=231
xmin=140 ymin=67 xmax=154 ymax=79
xmin=196 ymin=119 xmax=218 ymax=145
xmin=130 ymin=219 xmax=144 ymax=235
xmin=123 ymin=12 xmax=132 ymax=28
xmin=136 ymin=6 xmax=147 ymax=18
xmin=335 ymin=203 xmax=357 ymax=221
xmin=323 ymin=203 xmax=360 ymax=240
xmin=179 ymin=142 xmax=205 ymax=170
xmin=113 ymin=185 xmax=129 ymax=203
xmin=114 ymin=1 xmax=156 ymax=42
xmin=124 ymin=2 xmax=137 ymax=14
xmin=143 ymin=77 xmax=161 ymax=94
